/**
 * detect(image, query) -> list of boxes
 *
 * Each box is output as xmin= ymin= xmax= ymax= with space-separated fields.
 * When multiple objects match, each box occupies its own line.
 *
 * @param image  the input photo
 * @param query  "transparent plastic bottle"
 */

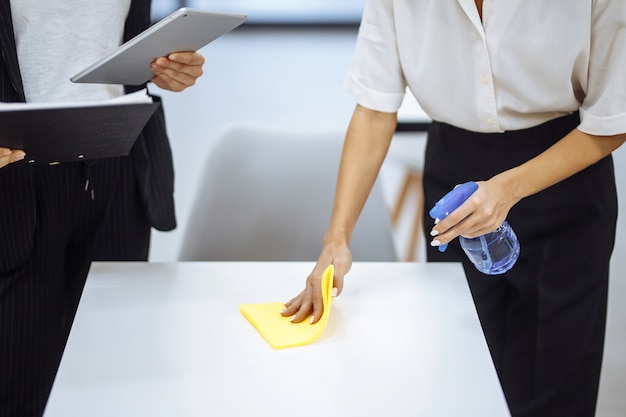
xmin=429 ymin=182 xmax=520 ymax=275
xmin=459 ymin=220 xmax=520 ymax=275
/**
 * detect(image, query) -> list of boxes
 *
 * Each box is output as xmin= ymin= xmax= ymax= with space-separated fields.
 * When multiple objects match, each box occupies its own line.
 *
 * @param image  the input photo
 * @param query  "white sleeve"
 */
xmin=578 ymin=0 xmax=626 ymax=136
xmin=343 ymin=0 xmax=407 ymax=113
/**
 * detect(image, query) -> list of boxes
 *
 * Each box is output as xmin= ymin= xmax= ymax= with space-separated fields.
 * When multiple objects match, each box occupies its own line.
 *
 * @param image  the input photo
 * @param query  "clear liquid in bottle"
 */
xmin=459 ymin=220 xmax=520 ymax=275
xmin=429 ymin=182 xmax=521 ymax=275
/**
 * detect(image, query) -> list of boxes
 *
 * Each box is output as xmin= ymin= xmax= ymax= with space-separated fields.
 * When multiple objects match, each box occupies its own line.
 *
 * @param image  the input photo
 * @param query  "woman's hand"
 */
xmin=150 ymin=51 xmax=205 ymax=92
xmin=1 ymin=148 xmax=25 ymax=169
xmin=281 ymin=243 xmax=353 ymax=324
xmin=429 ymin=129 xmax=626 ymax=249
xmin=281 ymin=104 xmax=396 ymax=325
xmin=429 ymin=178 xmax=519 ymax=248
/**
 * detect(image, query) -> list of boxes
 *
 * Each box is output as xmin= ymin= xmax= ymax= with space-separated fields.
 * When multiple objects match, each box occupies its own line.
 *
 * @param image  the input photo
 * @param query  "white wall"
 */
xmin=149 ymin=26 xmax=625 ymax=416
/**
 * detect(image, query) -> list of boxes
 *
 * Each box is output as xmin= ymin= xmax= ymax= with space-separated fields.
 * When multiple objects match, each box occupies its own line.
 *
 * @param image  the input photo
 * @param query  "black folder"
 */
xmin=0 ymin=102 xmax=159 ymax=165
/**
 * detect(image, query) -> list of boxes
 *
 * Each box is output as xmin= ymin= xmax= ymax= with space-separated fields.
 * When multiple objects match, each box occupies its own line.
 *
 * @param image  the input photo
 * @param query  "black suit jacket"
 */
xmin=0 ymin=0 xmax=176 ymax=270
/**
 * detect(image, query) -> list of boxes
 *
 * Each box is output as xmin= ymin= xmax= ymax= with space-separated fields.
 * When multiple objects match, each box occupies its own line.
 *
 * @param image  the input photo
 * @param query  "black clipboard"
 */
xmin=0 ymin=102 xmax=159 ymax=165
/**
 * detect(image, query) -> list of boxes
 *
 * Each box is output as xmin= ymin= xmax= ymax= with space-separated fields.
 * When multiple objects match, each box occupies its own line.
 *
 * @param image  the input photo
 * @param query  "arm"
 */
xmin=150 ymin=51 xmax=205 ymax=92
xmin=282 ymin=104 xmax=397 ymax=323
xmin=430 ymin=128 xmax=626 ymax=244
xmin=430 ymin=0 xmax=626 ymax=243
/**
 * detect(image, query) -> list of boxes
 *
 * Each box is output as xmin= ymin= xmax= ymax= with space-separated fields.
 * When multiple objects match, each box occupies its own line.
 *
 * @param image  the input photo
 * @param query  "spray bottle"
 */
xmin=429 ymin=182 xmax=520 ymax=275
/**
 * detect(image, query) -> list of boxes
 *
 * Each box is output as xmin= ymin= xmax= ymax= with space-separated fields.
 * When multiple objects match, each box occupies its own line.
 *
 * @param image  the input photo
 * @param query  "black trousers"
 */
xmin=422 ymin=113 xmax=618 ymax=417
xmin=0 ymin=159 xmax=122 ymax=417
xmin=91 ymin=156 xmax=152 ymax=261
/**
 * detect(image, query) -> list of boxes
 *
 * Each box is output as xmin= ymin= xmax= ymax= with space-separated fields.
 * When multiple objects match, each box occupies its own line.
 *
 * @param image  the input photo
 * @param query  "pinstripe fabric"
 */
xmin=91 ymin=155 xmax=152 ymax=260
xmin=0 ymin=0 xmax=25 ymax=103
xmin=0 ymin=0 xmax=34 ymax=274
xmin=92 ymin=0 xmax=177 ymax=260
xmin=1 ymin=1 xmax=175 ymax=415
xmin=124 ymin=0 xmax=176 ymax=232
xmin=1 ymin=161 xmax=122 ymax=416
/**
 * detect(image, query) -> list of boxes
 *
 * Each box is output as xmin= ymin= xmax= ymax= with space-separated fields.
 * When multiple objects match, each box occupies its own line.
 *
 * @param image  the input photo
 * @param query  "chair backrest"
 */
xmin=178 ymin=124 xmax=397 ymax=261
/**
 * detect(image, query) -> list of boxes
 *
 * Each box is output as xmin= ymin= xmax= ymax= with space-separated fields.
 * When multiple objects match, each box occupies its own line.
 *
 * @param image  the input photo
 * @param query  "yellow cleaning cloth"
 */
xmin=239 ymin=265 xmax=335 ymax=349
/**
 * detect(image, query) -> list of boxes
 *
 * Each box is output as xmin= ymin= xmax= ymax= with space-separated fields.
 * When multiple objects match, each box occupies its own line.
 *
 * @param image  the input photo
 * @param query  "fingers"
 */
xmin=282 ymin=273 xmax=323 ymax=324
xmin=150 ymin=52 xmax=205 ymax=92
xmin=281 ymin=245 xmax=352 ymax=324
xmin=331 ymin=259 xmax=348 ymax=296
xmin=429 ymin=182 xmax=510 ymax=248
xmin=307 ymin=258 xmax=350 ymax=323
xmin=0 ymin=148 xmax=25 ymax=169
xmin=168 ymin=51 xmax=206 ymax=66
xmin=309 ymin=276 xmax=325 ymax=324
xmin=281 ymin=290 xmax=310 ymax=320
xmin=431 ymin=209 xmax=498 ymax=247
xmin=281 ymin=262 xmax=349 ymax=324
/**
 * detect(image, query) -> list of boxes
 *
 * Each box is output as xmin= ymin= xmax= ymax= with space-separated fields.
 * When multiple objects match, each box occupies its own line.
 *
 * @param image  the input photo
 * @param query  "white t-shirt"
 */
xmin=10 ymin=0 xmax=132 ymax=103
xmin=344 ymin=0 xmax=626 ymax=136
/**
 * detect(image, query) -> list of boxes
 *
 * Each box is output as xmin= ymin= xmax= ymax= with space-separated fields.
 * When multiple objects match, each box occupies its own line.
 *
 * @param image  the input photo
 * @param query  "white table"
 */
xmin=44 ymin=262 xmax=510 ymax=417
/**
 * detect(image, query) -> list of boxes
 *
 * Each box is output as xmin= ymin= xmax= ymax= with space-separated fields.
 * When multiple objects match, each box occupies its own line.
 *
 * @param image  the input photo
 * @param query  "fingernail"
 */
xmin=430 ymin=240 xmax=441 ymax=247
xmin=434 ymin=218 xmax=441 ymax=225
xmin=280 ymin=308 xmax=286 ymax=314
xmin=309 ymin=315 xmax=315 ymax=324
xmin=290 ymin=316 xmax=296 ymax=322
xmin=332 ymin=287 xmax=338 ymax=297
xmin=430 ymin=229 xmax=439 ymax=237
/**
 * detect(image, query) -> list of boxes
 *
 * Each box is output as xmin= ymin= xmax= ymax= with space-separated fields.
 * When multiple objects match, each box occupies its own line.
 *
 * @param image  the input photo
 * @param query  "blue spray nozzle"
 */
xmin=429 ymin=181 xmax=478 ymax=221
xmin=428 ymin=181 xmax=478 ymax=252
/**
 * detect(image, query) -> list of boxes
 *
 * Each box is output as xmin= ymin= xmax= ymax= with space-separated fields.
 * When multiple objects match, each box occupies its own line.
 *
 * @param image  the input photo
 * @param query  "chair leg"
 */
xmin=405 ymin=173 xmax=424 ymax=262
xmin=391 ymin=172 xmax=413 ymax=226
xmin=390 ymin=170 xmax=424 ymax=261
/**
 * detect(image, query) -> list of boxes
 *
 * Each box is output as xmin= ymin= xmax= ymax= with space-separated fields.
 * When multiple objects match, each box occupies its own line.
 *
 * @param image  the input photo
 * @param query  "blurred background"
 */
xmin=146 ymin=2 xmax=624 ymax=416
xmin=151 ymin=0 xmax=364 ymax=24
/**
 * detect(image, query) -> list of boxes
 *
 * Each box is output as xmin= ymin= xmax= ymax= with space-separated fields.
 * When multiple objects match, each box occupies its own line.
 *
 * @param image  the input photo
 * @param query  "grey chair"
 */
xmin=178 ymin=124 xmax=397 ymax=261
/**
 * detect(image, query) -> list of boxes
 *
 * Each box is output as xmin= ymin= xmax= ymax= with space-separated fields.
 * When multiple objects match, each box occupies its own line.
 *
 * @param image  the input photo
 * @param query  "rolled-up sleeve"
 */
xmin=343 ymin=0 xmax=407 ymax=113
xmin=579 ymin=0 xmax=626 ymax=136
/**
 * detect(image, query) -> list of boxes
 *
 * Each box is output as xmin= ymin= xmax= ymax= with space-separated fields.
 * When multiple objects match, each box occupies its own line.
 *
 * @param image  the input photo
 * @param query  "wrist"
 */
xmin=322 ymin=229 xmax=351 ymax=249
xmin=490 ymin=169 xmax=528 ymax=206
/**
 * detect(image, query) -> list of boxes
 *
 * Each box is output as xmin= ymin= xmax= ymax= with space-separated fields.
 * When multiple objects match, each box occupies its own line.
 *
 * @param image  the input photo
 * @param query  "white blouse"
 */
xmin=344 ymin=0 xmax=626 ymax=136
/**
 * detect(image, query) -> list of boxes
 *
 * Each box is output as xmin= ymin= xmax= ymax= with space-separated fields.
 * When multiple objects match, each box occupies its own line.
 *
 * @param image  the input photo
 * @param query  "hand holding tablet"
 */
xmin=71 ymin=8 xmax=247 ymax=86
xmin=149 ymin=51 xmax=206 ymax=92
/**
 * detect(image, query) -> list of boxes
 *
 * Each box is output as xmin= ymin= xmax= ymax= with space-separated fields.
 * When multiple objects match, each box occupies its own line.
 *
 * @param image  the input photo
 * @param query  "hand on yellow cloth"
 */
xmin=239 ymin=265 xmax=335 ymax=349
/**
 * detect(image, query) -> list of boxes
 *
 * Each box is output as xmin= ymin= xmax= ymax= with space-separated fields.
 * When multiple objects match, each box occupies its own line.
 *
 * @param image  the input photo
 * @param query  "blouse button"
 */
xmin=486 ymin=117 xmax=494 ymax=125
xmin=481 ymin=75 xmax=489 ymax=85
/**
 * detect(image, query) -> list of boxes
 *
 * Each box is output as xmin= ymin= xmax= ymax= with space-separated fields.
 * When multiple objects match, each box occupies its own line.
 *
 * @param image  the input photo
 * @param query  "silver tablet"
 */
xmin=71 ymin=8 xmax=247 ymax=85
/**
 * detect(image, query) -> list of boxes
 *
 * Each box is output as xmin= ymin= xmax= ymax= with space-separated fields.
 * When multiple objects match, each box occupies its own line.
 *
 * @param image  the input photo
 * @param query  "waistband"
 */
xmin=429 ymin=112 xmax=581 ymax=148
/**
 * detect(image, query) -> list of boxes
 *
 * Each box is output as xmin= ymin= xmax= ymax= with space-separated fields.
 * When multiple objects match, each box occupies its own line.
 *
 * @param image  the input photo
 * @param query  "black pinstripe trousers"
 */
xmin=0 ymin=159 xmax=122 ymax=417
xmin=91 ymin=155 xmax=152 ymax=261
xmin=422 ymin=113 xmax=618 ymax=417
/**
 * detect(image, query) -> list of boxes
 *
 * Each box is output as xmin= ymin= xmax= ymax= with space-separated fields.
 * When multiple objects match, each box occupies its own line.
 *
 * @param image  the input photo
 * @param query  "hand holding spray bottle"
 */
xmin=428 ymin=182 xmax=520 ymax=275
